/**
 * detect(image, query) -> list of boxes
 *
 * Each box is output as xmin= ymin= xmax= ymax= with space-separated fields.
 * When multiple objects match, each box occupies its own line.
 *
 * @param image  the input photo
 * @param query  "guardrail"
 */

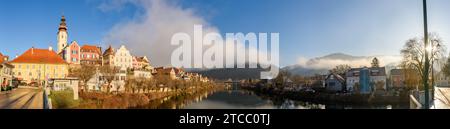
xmin=43 ymin=87 xmax=52 ymax=109
xmin=410 ymin=94 xmax=422 ymax=109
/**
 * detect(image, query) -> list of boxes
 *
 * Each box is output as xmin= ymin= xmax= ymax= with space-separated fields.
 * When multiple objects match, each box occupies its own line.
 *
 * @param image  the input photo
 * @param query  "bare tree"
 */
xmin=400 ymin=33 xmax=446 ymax=87
xmin=69 ymin=65 xmax=96 ymax=92
xmin=330 ymin=64 xmax=351 ymax=75
xmin=100 ymin=65 xmax=120 ymax=93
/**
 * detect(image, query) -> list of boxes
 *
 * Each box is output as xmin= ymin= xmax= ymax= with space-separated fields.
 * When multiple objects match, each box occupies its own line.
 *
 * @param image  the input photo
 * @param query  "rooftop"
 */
xmin=10 ymin=47 xmax=67 ymax=64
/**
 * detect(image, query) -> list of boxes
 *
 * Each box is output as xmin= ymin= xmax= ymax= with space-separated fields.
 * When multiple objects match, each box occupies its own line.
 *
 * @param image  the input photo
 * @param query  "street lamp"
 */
xmin=422 ymin=0 xmax=431 ymax=109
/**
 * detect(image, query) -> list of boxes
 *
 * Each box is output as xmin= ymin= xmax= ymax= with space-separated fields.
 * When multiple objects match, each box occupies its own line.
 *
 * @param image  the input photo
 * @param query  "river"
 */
xmin=137 ymin=83 xmax=409 ymax=109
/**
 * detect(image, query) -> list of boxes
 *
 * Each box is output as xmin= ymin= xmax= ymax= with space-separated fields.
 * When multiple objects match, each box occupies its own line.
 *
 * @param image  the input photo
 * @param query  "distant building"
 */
xmin=132 ymin=56 xmax=152 ymax=70
xmin=59 ymin=41 xmax=80 ymax=64
xmin=0 ymin=52 xmax=14 ymax=88
xmin=155 ymin=67 xmax=177 ymax=80
xmin=55 ymin=16 xmax=80 ymax=65
xmin=10 ymin=47 xmax=69 ymax=84
xmin=114 ymin=45 xmax=133 ymax=70
xmin=390 ymin=69 xmax=406 ymax=89
xmin=80 ymin=45 xmax=102 ymax=66
xmin=324 ymin=73 xmax=345 ymax=92
xmin=437 ymin=71 xmax=450 ymax=87
xmin=103 ymin=45 xmax=115 ymax=66
xmin=102 ymin=45 xmax=133 ymax=70
xmin=346 ymin=67 xmax=387 ymax=94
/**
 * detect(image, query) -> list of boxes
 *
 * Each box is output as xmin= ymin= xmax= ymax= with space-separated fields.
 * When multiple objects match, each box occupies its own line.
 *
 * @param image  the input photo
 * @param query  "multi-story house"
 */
xmin=114 ymin=45 xmax=133 ymax=70
xmin=325 ymin=73 xmax=345 ymax=92
xmin=0 ymin=52 xmax=14 ymax=88
xmin=103 ymin=45 xmax=115 ymax=66
xmin=390 ymin=69 xmax=406 ymax=89
xmin=345 ymin=67 xmax=387 ymax=94
xmin=80 ymin=45 xmax=102 ymax=65
xmin=59 ymin=41 xmax=80 ymax=64
xmin=155 ymin=67 xmax=177 ymax=80
xmin=103 ymin=45 xmax=133 ymax=70
xmin=10 ymin=47 xmax=68 ymax=84
xmin=132 ymin=56 xmax=152 ymax=70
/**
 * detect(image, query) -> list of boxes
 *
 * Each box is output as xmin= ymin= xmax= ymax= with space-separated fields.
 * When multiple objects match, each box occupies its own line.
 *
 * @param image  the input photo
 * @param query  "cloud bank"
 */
xmin=100 ymin=0 xmax=271 ymax=68
xmin=297 ymin=55 xmax=401 ymax=70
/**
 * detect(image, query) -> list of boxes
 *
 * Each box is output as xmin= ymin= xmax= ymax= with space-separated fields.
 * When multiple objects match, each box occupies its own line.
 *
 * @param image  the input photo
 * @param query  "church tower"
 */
xmin=57 ymin=15 xmax=68 ymax=53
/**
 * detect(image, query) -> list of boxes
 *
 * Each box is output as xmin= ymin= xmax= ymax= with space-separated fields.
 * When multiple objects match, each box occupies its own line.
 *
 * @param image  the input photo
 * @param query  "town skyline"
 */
xmin=2 ymin=0 xmax=450 ymax=67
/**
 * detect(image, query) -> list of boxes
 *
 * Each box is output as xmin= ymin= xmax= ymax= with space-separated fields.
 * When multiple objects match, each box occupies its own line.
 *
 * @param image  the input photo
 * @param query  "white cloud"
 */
xmin=101 ymin=0 xmax=269 ymax=67
xmin=297 ymin=55 xmax=401 ymax=70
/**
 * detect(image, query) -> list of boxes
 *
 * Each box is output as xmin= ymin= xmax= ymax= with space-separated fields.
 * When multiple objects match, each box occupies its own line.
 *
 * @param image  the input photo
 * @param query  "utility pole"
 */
xmin=423 ymin=0 xmax=430 ymax=109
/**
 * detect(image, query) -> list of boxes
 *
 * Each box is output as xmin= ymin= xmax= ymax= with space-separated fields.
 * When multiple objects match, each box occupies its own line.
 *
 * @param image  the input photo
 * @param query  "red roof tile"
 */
xmin=81 ymin=45 xmax=101 ymax=54
xmin=0 ymin=52 xmax=6 ymax=64
xmin=10 ymin=48 xmax=67 ymax=64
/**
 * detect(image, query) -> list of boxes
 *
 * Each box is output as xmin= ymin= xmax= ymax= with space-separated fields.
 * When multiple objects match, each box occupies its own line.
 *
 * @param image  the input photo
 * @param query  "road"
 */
xmin=0 ymin=87 xmax=44 ymax=109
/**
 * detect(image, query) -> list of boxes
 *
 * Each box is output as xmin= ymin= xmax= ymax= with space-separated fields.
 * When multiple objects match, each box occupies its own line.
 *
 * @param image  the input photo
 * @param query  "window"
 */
xmin=18 ymin=72 xmax=21 ymax=76
xmin=27 ymin=65 xmax=29 ymax=69
xmin=87 ymin=54 xmax=90 ymax=58
xmin=29 ymin=72 xmax=32 ymax=76
xmin=72 ymin=58 xmax=77 ymax=62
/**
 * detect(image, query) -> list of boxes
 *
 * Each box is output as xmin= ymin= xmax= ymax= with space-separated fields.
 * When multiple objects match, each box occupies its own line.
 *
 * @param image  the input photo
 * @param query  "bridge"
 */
xmin=0 ymin=86 xmax=44 ymax=109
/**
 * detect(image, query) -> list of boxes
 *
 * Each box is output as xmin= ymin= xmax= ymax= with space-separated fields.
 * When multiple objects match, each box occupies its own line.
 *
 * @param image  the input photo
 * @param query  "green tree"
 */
xmin=371 ymin=57 xmax=380 ymax=68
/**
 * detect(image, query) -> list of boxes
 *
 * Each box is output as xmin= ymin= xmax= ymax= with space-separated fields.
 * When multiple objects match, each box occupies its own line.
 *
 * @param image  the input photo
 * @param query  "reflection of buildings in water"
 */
xmin=279 ymin=100 xmax=296 ymax=109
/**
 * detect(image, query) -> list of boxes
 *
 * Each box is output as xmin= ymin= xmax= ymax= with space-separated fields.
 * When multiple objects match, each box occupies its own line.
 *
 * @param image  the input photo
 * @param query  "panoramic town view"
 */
xmin=1 ymin=0 xmax=450 ymax=109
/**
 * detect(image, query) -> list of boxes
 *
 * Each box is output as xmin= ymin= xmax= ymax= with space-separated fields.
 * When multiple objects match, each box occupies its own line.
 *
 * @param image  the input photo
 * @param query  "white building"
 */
xmin=345 ymin=67 xmax=387 ymax=92
xmin=437 ymin=71 xmax=450 ymax=87
xmin=114 ymin=45 xmax=133 ymax=70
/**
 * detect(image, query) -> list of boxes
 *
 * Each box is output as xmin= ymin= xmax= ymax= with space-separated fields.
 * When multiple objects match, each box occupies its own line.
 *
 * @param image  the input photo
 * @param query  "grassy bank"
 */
xmin=49 ymin=84 xmax=225 ymax=109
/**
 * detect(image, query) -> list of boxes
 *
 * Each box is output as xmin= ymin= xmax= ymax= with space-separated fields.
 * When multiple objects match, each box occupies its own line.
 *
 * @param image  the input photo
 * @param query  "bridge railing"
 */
xmin=43 ymin=87 xmax=52 ymax=109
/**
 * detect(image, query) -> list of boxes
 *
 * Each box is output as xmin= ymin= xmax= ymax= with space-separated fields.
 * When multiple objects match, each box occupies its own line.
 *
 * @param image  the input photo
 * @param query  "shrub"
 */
xmin=49 ymin=90 xmax=79 ymax=109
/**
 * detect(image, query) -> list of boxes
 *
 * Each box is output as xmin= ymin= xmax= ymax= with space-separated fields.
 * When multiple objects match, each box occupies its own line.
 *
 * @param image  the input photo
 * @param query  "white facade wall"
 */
xmin=114 ymin=45 xmax=133 ymax=70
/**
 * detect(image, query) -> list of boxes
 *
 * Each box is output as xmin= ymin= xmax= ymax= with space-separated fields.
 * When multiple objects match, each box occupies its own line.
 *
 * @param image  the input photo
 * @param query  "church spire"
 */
xmin=59 ymin=15 xmax=67 ymax=31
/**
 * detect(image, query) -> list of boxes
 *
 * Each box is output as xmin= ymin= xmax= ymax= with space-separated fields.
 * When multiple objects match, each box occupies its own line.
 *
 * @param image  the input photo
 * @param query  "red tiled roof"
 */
xmin=81 ymin=45 xmax=101 ymax=54
xmin=0 ymin=52 xmax=6 ymax=64
xmin=10 ymin=48 xmax=67 ymax=64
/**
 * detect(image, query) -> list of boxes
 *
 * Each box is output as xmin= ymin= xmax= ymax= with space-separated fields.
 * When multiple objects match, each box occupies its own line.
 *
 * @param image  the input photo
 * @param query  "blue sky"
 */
xmin=1 ymin=0 xmax=450 ymax=67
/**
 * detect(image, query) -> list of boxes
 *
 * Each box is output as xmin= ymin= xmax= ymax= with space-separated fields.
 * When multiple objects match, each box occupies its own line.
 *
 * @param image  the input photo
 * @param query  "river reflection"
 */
xmin=134 ymin=86 xmax=407 ymax=109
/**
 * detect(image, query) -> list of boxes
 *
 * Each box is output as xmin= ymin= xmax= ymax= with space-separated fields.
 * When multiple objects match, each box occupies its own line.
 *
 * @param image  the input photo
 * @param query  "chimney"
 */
xmin=49 ymin=46 xmax=53 ymax=51
xmin=31 ymin=47 xmax=34 ymax=55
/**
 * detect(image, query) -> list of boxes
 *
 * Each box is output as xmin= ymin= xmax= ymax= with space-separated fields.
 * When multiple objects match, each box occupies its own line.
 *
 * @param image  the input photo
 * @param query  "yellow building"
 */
xmin=10 ymin=47 xmax=68 ymax=85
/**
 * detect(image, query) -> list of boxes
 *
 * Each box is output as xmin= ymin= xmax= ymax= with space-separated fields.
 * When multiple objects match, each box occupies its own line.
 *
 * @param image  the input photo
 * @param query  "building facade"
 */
xmin=80 ymin=45 xmax=102 ymax=65
xmin=10 ymin=48 xmax=69 ymax=84
xmin=114 ymin=45 xmax=133 ymax=70
xmin=346 ymin=67 xmax=387 ymax=94
xmin=325 ymin=73 xmax=345 ymax=92
xmin=390 ymin=69 xmax=406 ymax=89
xmin=0 ymin=53 xmax=14 ymax=88
xmin=59 ymin=41 xmax=80 ymax=64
